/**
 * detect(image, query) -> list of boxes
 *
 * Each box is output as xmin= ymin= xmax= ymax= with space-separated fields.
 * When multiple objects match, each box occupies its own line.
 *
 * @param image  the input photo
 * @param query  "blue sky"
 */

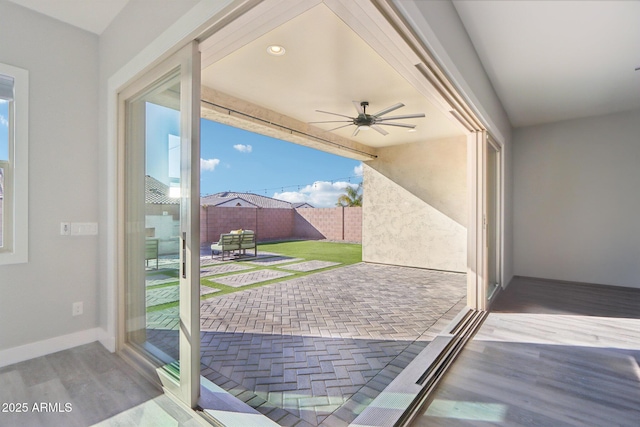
xmin=200 ymin=120 xmax=362 ymax=207
xmin=145 ymin=102 xmax=362 ymax=208
xmin=0 ymin=101 xmax=8 ymax=161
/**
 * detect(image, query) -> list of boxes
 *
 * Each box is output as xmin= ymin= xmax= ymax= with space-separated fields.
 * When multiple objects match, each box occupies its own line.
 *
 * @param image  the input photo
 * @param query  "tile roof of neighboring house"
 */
xmin=293 ymin=202 xmax=314 ymax=208
xmin=145 ymin=175 xmax=179 ymax=205
xmin=201 ymin=192 xmax=293 ymax=209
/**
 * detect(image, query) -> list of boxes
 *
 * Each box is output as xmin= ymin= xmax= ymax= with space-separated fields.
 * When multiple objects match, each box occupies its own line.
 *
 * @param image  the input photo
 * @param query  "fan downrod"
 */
xmin=355 ymin=101 xmax=372 ymax=126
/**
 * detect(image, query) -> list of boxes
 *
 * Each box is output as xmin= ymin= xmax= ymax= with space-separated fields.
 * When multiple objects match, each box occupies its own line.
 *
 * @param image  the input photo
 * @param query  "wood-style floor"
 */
xmin=414 ymin=276 xmax=640 ymax=427
xmin=0 ymin=342 xmax=204 ymax=427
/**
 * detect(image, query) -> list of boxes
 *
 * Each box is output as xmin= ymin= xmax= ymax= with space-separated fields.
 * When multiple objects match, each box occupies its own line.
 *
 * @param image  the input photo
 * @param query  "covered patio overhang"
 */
xmin=187 ymin=2 xmax=500 ymax=422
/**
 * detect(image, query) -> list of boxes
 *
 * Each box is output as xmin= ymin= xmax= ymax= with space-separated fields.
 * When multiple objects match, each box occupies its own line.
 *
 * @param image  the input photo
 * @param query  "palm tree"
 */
xmin=336 ymin=184 xmax=362 ymax=207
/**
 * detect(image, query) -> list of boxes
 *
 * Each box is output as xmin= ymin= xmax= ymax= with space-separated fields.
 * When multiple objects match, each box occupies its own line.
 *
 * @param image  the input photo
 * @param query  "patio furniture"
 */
xmin=239 ymin=230 xmax=257 ymax=257
xmin=211 ymin=230 xmax=257 ymax=260
xmin=211 ymin=233 xmax=241 ymax=260
xmin=145 ymin=238 xmax=159 ymax=269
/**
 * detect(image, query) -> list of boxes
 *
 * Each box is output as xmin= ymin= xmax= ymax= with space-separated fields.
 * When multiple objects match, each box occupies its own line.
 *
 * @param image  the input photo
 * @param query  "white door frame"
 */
xmin=467 ymin=130 xmax=503 ymax=310
xmin=105 ymin=0 xmax=505 ymax=361
xmin=116 ymin=41 xmax=201 ymax=407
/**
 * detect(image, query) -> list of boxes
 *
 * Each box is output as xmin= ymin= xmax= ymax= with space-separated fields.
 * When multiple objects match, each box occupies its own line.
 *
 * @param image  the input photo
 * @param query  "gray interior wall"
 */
xmin=97 ymin=0 xmax=200 ymax=333
xmin=0 ymin=2 xmax=99 ymax=350
xmin=363 ymin=137 xmax=467 ymax=272
xmin=514 ymin=108 xmax=640 ymax=288
xmin=98 ymin=0 xmax=201 ymax=79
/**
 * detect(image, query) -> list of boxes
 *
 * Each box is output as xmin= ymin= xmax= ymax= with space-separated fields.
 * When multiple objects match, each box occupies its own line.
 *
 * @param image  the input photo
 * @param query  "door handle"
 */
xmin=182 ymin=232 xmax=186 ymax=279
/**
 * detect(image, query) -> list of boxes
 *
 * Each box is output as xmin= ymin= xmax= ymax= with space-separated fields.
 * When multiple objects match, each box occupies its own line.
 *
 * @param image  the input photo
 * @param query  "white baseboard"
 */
xmin=0 ymin=327 xmax=104 ymax=368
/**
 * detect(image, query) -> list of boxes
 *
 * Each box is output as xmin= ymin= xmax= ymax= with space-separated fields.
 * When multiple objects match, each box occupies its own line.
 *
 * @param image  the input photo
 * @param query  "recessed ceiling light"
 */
xmin=407 ymin=128 xmax=417 ymax=132
xmin=267 ymin=45 xmax=286 ymax=56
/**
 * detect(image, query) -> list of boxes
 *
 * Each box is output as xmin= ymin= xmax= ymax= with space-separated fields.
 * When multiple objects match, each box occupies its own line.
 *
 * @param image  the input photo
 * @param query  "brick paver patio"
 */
xmin=145 ymin=274 xmax=177 ymax=287
xmin=199 ymin=263 xmax=466 ymax=426
xmin=146 ymin=285 xmax=221 ymax=307
xmin=200 ymin=263 xmax=255 ymax=277
xmin=210 ymin=269 xmax=295 ymax=288
xmin=145 ymin=259 xmax=466 ymax=426
xmin=246 ymin=256 xmax=304 ymax=266
xmin=200 ymin=285 xmax=221 ymax=297
xmin=280 ymin=260 xmax=341 ymax=272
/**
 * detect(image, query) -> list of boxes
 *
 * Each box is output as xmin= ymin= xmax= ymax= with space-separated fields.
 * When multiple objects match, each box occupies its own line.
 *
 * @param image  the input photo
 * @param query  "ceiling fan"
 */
xmin=310 ymin=101 xmax=425 ymax=137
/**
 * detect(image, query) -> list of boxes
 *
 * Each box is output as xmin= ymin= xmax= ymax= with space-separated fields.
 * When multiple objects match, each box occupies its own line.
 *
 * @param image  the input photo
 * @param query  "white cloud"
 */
xmin=201 ymin=158 xmax=220 ymax=172
xmin=274 ymin=181 xmax=359 ymax=208
xmin=354 ymin=163 xmax=363 ymax=177
xmin=233 ymin=144 xmax=252 ymax=153
xmin=0 ymin=114 xmax=8 ymax=128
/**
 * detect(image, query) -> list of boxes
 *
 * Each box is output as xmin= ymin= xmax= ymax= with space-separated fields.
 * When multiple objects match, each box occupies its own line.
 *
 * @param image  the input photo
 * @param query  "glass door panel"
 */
xmin=125 ymin=74 xmax=182 ymax=367
xmin=121 ymin=42 xmax=200 ymax=406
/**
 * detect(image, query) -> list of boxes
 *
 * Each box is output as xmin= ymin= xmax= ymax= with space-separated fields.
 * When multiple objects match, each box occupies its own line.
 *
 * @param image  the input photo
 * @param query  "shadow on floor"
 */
xmin=413 ymin=276 xmax=640 ymax=426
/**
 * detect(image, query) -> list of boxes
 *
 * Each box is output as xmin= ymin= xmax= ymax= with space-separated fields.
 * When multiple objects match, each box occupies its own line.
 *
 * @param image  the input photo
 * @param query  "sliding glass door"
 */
xmin=468 ymin=130 xmax=502 ymax=310
xmin=486 ymin=137 xmax=501 ymax=303
xmin=119 ymin=42 xmax=201 ymax=406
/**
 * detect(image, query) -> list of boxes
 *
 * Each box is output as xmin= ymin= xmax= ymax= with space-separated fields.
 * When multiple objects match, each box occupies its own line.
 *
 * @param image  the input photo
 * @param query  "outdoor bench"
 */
xmin=238 ymin=230 xmax=257 ymax=257
xmin=211 ymin=230 xmax=256 ymax=260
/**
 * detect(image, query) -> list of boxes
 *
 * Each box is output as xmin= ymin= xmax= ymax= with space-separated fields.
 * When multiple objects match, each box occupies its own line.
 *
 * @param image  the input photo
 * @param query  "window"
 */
xmin=0 ymin=96 xmax=7 ymax=247
xmin=0 ymin=62 xmax=28 ymax=265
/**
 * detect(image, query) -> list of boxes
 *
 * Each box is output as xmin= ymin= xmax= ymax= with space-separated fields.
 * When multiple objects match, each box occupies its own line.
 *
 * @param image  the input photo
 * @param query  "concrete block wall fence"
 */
xmin=293 ymin=207 xmax=363 ymax=242
xmin=257 ymin=208 xmax=295 ymax=241
xmin=343 ymin=207 xmax=362 ymax=242
xmin=201 ymin=205 xmax=362 ymax=243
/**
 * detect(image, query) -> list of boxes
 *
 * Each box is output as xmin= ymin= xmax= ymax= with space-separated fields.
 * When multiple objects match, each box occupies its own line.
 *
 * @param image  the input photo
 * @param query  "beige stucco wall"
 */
xmin=363 ymin=136 xmax=467 ymax=272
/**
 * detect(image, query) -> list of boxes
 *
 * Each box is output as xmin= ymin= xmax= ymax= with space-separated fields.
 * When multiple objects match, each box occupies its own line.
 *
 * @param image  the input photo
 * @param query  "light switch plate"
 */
xmin=70 ymin=222 xmax=98 ymax=236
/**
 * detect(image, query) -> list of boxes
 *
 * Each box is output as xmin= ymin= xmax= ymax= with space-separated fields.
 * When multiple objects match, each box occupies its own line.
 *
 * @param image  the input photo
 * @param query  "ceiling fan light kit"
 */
xmin=310 ymin=101 xmax=425 ymax=137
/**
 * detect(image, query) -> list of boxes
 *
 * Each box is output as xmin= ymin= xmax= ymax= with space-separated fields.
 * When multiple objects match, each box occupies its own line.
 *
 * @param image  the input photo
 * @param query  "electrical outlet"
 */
xmin=72 ymin=302 xmax=83 ymax=316
xmin=61 ymin=222 xmax=71 ymax=236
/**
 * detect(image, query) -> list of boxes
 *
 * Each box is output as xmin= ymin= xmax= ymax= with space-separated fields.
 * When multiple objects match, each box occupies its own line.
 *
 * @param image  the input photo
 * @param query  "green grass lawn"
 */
xmin=146 ymin=240 xmax=362 ymax=312
xmin=258 ymin=240 xmax=362 ymax=265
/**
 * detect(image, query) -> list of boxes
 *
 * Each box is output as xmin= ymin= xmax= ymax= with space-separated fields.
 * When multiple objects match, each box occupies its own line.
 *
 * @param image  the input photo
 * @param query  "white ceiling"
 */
xmin=7 ymin=0 xmax=130 ymax=34
xmin=453 ymin=0 xmax=640 ymax=128
xmin=201 ymin=3 xmax=464 ymax=149
xmin=12 ymin=0 xmax=637 ymax=131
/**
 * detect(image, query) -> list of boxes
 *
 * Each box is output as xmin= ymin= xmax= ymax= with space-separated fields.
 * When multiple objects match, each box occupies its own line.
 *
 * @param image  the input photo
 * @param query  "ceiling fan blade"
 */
xmin=371 ymin=125 xmax=388 ymax=136
xmin=352 ymin=101 xmax=364 ymax=115
xmin=372 ymin=102 xmax=404 ymax=117
xmin=326 ymin=123 xmax=354 ymax=132
xmin=309 ymin=120 xmax=353 ymax=124
xmin=352 ymin=126 xmax=361 ymax=137
xmin=316 ymin=110 xmax=354 ymax=119
xmin=377 ymin=122 xmax=416 ymax=129
xmin=377 ymin=113 xmax=425 ymax=121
